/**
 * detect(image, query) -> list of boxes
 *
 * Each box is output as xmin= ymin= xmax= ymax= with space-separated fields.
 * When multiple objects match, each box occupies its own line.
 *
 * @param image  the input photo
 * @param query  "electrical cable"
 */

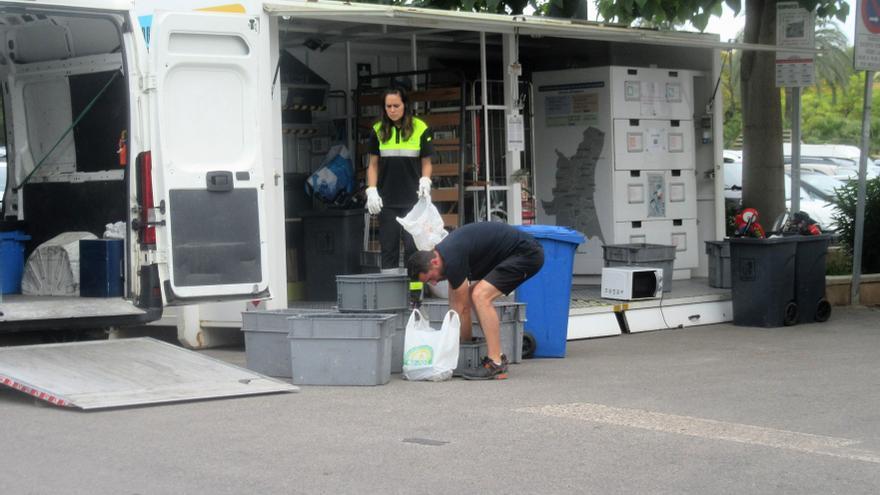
xmin=706 ymin=48 xmax=730 ymax=111
xmin=658 ymin=276 xmax=671 ymax=329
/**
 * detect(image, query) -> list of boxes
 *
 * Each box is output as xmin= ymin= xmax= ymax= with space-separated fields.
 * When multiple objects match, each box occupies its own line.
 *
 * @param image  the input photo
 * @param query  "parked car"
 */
xmin=783 ymin=143 xmax=880 ymax=179
xmin=784 ymin=161 xmax=857 ymax=180
xmin=723 ymin=156 xmax=841 ymax=231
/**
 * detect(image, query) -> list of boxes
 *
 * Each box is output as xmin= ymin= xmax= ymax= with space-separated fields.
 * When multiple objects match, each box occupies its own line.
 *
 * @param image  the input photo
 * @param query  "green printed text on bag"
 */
xmin=404 ymin=345 xmax=434 ymax=367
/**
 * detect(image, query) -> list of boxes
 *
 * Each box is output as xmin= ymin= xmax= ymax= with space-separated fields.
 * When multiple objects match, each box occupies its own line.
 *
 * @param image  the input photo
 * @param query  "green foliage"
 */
xmin=798 ymin=72 xmax=880 ymax=154
xmin=825 ymin=246 xmax=852 ymax=275
xmin=814 ymin=19 xmax=851 ymax=98
xmin=832 ymin=176 xmax=880 ymax=274
xmin=594 ymin=0 xmax=848 ymax=32
xmin=725 ymin=199 xmax=740 ymax=236
xmin=723 ymin=110 xmax=742 ymax=148
xmin=723 ymin=21 xmax=856 ymax=150
xmin=596 ymin=0 xmax=727 ymax=31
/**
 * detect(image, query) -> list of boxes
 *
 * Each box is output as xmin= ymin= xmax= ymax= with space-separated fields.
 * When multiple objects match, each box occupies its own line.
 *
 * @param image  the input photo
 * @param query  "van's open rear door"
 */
xmin=149 ymin=11 xmax=268 ymax=304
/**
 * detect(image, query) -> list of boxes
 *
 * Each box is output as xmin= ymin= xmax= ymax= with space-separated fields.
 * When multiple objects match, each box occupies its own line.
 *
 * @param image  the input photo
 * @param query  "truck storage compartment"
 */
xmin=0 ymin=7 xmax=146 ymax=329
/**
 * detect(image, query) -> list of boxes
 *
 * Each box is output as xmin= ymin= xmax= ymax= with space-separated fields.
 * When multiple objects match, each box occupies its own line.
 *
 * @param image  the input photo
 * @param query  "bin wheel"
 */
xmin=522 ymin=331 xmax=536 ymax=359
xmin=783 ymin=302 xmax=798 ymax=326
xmin=815 ymin=299 xmax=832 ymax=323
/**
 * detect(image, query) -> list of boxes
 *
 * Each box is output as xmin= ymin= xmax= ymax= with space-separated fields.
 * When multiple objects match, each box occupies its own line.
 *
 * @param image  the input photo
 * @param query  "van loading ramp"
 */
xmin=0 ymin=338 xmax=297 ymax=410
xmin=0 ymin=295 xmax=158 ymax=332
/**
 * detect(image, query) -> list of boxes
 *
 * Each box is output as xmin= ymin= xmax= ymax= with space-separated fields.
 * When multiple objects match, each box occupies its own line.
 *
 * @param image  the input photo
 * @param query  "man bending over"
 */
xmin=406 ymin=222 xmax=544 ymax=380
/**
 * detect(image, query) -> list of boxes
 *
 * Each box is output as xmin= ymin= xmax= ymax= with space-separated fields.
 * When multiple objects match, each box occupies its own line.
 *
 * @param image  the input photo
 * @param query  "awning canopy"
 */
xmin=264 ymin=0 xmax=816 ymax=55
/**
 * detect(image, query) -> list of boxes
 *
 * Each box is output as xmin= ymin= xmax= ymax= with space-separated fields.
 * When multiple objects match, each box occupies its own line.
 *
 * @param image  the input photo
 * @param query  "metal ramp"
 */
xmin=0 ymin=338 xmax=297 ymax=409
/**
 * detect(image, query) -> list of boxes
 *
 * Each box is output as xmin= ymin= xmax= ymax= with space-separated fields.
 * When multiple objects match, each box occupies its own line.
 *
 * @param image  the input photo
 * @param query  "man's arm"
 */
xmin=448 ymin=280 xmax=472 ymax=342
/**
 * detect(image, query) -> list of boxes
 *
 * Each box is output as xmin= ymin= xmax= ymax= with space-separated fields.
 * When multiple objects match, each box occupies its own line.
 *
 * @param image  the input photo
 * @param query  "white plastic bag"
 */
xmin=402 ymin=309 xmax=460 ymax=382
xmin=396 ymin=196 xmax=448 ymax=251
xmin=103 ymin=221 xmax=126 ymax=239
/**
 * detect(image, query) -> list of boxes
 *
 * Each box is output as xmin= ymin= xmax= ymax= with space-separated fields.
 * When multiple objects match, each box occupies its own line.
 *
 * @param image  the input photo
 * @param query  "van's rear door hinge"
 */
xmin=140 ymin=74 xmax=157 ymax=92
xmin=154 ymin=249 xmax=168 ymax=264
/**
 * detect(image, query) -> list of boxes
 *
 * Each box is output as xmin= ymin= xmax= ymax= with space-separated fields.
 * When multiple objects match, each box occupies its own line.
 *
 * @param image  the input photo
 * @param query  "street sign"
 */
xmin=776 ymin=2 xmax=816 ymax=87
xmin=855 ymin=0 xmax=880 ymax=71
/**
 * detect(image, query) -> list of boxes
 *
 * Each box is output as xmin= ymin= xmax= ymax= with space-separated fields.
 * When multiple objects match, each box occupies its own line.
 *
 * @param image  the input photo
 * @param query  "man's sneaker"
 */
xmin=462 ymin=356 xmax=508 ymax=380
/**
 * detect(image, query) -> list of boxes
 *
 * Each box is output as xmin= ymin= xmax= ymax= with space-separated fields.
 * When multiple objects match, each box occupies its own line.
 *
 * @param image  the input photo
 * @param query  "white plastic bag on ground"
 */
xmin=396 ymin=196 xmax=448 ymax=251
xmin=21 ymin=231 xmax=97 ymax=296
xmin=402 ymin=309 xmax=460 ymax=382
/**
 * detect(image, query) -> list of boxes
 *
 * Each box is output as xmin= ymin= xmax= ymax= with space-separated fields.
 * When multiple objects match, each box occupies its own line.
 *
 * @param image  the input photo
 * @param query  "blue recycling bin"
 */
xmin=515 ymin=225 xmax=585 ymax=358
xmin=0 ymin=230 xmax=31 ymax=294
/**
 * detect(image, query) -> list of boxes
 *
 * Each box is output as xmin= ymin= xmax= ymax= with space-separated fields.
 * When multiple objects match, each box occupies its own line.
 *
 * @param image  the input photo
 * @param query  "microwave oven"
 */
xmin=601 ymin=266 xmax=663 ymax=300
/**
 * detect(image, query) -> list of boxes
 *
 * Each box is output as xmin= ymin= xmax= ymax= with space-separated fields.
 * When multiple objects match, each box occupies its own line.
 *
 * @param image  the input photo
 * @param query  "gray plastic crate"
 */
xmin=419 ymin=302 xmax=524 ymax=363
xmin=603 ymin=243 xmax=676 ymax=292
xmin=241 ymin=308 xmax=330 ymax=378
xmin=337 ymin=273 xmax=408 ymax=313
xmin=288 ymin=313 xmax=396 ymax=385
xmin=705 ymin=240 xmax=731 ymax=289
xmin=390 ymin=309 xmax=409 ymax=374
xmin=419 ymin=300 xmax=526 ymax=323
xmin=454 ymin=338 xmax=488 ymax=376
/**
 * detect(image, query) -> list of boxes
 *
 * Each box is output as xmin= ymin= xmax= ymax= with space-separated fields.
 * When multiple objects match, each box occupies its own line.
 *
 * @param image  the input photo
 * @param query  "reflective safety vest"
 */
xmin=372 ymin=117 xmax=430 ymax=157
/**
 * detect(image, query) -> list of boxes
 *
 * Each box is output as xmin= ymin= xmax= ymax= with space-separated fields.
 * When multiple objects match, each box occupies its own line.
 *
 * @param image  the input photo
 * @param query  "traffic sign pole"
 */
xmin=852 ymin=0 xmax=879 ymax=305
xmin=852 ymin=71 xmax=873 ymax=305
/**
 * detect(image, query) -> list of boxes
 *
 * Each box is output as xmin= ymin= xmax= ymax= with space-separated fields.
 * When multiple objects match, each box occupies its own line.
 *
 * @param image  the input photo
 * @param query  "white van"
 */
xmin=0 ymin=0 xmax=276 ymax=331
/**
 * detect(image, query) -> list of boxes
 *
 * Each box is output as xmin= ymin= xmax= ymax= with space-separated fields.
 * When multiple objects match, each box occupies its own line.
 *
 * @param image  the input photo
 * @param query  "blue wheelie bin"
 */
xmin=515 ymin=225 xmax=585 ymax=358
xmin=0 ymin=230 xmax=31 ymax=294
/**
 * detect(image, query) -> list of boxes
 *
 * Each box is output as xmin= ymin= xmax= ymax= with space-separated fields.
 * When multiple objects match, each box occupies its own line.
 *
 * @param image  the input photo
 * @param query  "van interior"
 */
xmin=0 ymin=5 xmax=147 ymax=329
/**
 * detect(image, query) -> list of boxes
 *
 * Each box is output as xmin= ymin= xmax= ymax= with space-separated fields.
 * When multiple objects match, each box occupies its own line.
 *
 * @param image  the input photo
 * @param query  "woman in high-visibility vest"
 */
xmin=366 ymin=87 xmax=434 ymax=270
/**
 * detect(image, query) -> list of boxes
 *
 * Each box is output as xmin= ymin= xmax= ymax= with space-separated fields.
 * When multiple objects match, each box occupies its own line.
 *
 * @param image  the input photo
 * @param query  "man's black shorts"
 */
xmin=483 ymin=240 xmax=545 ymax=295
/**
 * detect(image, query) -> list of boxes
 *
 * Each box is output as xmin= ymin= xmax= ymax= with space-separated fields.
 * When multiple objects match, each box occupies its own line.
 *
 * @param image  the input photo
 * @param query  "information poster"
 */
xmin=542 ymin=82 xmax=601 ymax=127
xmin=506 ymin=113 xmax=525 ymax=152
xmin=775 ymin=2 xmax=816 ymax=87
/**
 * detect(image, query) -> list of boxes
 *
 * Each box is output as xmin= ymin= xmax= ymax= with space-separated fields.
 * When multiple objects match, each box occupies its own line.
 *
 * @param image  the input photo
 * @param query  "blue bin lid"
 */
xmin=517 ymin=225 xmax=585 ymax=245
xmin=0 ymin=230 xmax=31 ymax=241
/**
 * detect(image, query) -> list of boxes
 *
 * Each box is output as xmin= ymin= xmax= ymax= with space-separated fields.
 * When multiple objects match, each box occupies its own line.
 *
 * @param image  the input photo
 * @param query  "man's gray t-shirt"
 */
xmin=435 ymin=222 xmax=536 ymax=290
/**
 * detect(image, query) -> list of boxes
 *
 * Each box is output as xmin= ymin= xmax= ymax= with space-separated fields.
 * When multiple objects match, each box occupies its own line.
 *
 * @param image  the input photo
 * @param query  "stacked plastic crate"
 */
xmin=335 ymin=275 xmax=498 ymax=376
xmin=335 ymin=273 xmax=410 ymax=374
xmin=241 ymin=273 xmax=406 ymax=386
xmin=242 ymin=273 xmax=523 ymax=384
xmin=419 ymin=300 xmax=526 ymax=364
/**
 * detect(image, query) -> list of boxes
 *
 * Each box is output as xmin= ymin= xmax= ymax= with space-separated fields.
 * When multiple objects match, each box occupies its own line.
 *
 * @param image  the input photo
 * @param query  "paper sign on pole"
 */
xmin=855 ymin=0 xmax=880 ymax=71
xmin=775 ymin=2 xmax=816 ymax=87
xmin=506 ymin=113 xmax=525 ymax=152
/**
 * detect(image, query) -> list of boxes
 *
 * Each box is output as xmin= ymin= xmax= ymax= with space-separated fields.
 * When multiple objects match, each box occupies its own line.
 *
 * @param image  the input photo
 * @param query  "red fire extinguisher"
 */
xmin=117 ymin=130 xmax=127 ymax=167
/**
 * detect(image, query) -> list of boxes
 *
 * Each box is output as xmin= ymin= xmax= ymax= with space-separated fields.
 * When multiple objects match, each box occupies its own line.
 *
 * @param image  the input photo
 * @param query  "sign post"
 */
xmin=852 ymin=0 xmax=880 ymax=305
xmin=776 ymin=2 xmax=815 ymax=214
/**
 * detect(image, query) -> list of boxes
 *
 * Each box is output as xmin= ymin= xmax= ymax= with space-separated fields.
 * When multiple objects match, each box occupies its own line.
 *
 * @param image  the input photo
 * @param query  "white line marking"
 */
xmin=517 ymin=403 xmax=880 ymax=464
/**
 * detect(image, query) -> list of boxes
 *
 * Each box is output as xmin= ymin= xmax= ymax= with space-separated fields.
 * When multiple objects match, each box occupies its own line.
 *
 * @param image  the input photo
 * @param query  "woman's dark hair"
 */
xmin=378 ymin=87 xmax=414 ymax=143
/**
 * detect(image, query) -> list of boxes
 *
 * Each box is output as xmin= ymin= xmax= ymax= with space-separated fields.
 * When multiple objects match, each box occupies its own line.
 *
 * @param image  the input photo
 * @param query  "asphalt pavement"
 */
xmin=1 ymin=306 xmax=879 ymax=494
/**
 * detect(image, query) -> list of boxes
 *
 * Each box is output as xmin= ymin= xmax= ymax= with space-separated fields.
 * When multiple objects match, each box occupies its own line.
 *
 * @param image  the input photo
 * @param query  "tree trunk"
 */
xmin=741 ymin=0 xmax=785 ymax=224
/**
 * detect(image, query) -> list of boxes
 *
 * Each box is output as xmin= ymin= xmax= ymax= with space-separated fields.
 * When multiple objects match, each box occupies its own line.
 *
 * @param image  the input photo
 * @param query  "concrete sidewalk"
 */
xmin=1 ymin=306 xmax=879 ymax=494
